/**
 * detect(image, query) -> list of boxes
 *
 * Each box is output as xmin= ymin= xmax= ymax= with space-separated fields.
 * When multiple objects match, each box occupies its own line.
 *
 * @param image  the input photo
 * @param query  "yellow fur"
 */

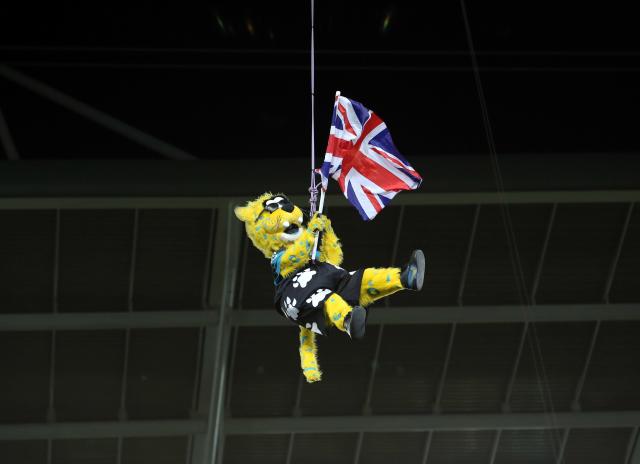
xmin=234 ymin=193 xmax=343 ymax=270
xmin=323 ymin=293 xmax=353 ymax=332
xmin=234 ymin=193 xmax=345 ymax=382
xmin=299 ymin=327 xmax=321 ymax=383
xmin=235 ymin=194 xmax=410 ymax=383
xmin=359 ymin=267 xmax=403 ymax=307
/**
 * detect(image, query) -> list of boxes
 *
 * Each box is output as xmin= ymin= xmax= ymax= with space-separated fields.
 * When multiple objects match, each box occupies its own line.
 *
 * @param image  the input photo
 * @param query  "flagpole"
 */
xmin=316 ymin=90 xmax=340 ymax=216
xmin=311 ymin=90 xmax=340 ymax=261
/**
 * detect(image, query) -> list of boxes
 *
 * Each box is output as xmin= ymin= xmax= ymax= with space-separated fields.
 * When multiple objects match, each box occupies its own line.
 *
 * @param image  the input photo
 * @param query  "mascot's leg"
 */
xmin=324 ymin=293 xmax=352 ymax=331
xmin=324 ymin=293 xmax=367 ymax=340
xmin=360 ymin=250 xmax=426 ymax=306
xmin=359 ymin=267 xmax=404 ymax=306
xmin=299 ymin=327 xmax=322 ymax=383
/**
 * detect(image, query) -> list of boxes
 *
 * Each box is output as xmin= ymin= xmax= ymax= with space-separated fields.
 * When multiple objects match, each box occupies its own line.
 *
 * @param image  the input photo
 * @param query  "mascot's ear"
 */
xmin=234 ymin=205 xmax=253 ymax=223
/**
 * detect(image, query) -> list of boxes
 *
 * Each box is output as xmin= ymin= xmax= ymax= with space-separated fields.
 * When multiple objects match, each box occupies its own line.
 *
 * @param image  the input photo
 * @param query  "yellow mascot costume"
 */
xmin=234 ymin=192 xmax=425 ymax=383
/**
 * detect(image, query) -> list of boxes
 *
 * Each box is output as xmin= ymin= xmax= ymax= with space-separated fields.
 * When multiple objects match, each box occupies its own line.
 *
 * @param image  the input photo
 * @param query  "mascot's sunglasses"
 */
xmin=257 ymin=196 xmax=294 ymax=219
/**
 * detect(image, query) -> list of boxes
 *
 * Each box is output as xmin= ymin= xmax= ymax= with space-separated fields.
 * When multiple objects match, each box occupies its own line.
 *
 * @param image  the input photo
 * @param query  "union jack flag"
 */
xmin=320 ymin=94 xmax=422 ymax=220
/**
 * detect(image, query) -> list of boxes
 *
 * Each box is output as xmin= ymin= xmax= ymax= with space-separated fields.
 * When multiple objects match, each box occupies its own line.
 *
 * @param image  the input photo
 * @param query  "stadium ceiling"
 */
xmin=1 ymin=182 xmax=639 ymax=464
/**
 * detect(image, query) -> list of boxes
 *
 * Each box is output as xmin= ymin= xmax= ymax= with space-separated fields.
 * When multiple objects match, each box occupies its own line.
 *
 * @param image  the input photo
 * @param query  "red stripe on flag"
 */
xmin=341 ymin=147 xmax=414 ymax=192
xmin=327 ymin=134 xmax=355 ymax=158
xmin=370 ymin=146 xmax=406 ymax=170
xmin=362 ymin=185 xmax=383 ymax=213
xmin=354 ymin=112 xmax=383 ymax=151
xmin=337 ymin=103 xmax=358 ymax=137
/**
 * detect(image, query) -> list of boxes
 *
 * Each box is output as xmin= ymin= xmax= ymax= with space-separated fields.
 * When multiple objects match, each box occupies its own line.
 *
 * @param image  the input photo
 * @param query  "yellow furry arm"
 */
xmin=279 ymin=228 xmax=315 ymax=277
xmin=299 ymin=327 xmax=322 ymax=383
xmin=317 ymin=218 xmax=343 ymax=266
xmin=278 ymin=214 xmax=343 ymax=276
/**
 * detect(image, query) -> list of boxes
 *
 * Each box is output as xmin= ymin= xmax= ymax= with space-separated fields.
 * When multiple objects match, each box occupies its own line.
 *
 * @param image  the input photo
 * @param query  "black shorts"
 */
xmin=273 ymin=262 xmax=364 ymax=335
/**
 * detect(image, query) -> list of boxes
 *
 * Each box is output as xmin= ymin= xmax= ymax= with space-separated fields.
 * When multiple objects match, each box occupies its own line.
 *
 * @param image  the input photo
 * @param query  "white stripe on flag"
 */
xmin=329 ymin=125 xmax=357 ymax=142
xmin=344 ymin=168 xmax=388 ymax=218
xmin=340 ymin=97 xmax=364 ymax=137
xmin=360 ymin=144 xmax=419 ymax=189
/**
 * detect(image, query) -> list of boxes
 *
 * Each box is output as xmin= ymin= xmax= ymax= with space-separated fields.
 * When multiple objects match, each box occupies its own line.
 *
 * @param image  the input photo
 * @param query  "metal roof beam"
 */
xmin=231 ymin=303 xmax=640 ymax=326
xmin=0 ymin=106 xmax=19 ymax=160
xmin=626 ymin=427 xmax=640 ymax=464
xmin=190 ymin=203 xmax=242 ymax=464
xmin=2 ymin=412 xmax=639 ymax=441
xmin=0 ymin=65 xmax=196 ymax=161
xmin=0 ymin=420 xmax=206 ymax=440
xmin=1 ymin=191 xmax=640 ymax=210
xmin=225 ymin=411 xmax=640 ymax=435
xmin=0 ymin=310 xmax=219 ymax=331
xmin=2 ymin=303 xmax=640 ymax=331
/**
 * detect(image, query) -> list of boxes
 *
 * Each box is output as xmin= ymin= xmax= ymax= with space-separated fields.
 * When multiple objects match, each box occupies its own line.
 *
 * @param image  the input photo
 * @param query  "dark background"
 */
xmin=2 ymin=3 xmax=640 ymax=464
xmin=1 ymin=1 xmax=640 ymax=160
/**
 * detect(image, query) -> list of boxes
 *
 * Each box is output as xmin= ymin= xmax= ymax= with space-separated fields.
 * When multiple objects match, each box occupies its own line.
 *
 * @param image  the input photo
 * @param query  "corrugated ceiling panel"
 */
xmin=509 ymin=322 xmax=594 ymax=413
xmin=427 ymin=431 xmax=494 ymax=464
xmin=536 ymin=204 xmax=627 ymax=303
xmin=52 ymin=438 xmax=117 ymax=464
xmin=122 ymin=436 xmax=188 ymax=464
xmin=0 ymin=210 xmax=55 ymax=314
xmin=464 ymin=205 xmax=550 ymax=305
xmin=391 ymin=205 xmax=477 ymax=307
xmin=223 ymin=434 xmax=289 ymax=464
xmin=299 ymin=326 xmax=379 ymax=416
xmin=290 ymin=432 xmax=358 ymax=464
xmin=126 ymin=328 xmax=199 ymax=419
xmin=440 ymin=323 xmax=521 ymax=413
xmin=55 ymin=330 xmax=124 ymax=421
xmin=58 ymin=210 xmax=133 ymax=312
xmin=494 ymin=429 xmax=561 ymax=464
xmin=359 ymin=432 xmax=426 ymax=464
xmin=371 ymin=324 xmax=451 ymax=414
xmin=0 ymin=331 xmax=51 ymax=423
xmin=133 ymin=209 xmax=213 ymax=311
xmin=229 ymin=327 xmax=299 ymax=417
xmin=0 ymin=440 xmax=47 ymax=464
xmin=235 ymin=236 xmax=277 ymax=310
xmin=581 ymin=321 xmax=640 ymax=410
xmin=562 ymin=428 xmax=632 ymax=464
xmin=610 ymin=205 xmax=640 ymax=302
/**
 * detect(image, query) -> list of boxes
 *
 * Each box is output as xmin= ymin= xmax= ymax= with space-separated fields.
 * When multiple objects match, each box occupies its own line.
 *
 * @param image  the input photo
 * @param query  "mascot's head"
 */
xmin=234 ymin=193 xmax=305 ymax=258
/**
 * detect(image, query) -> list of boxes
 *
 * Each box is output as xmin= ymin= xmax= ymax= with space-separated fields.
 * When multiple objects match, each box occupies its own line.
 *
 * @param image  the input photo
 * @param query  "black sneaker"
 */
xmin=344 ymin=306 xmax=367 ymax=340
xmin=400 ymin=249 xmax=425 ymax=291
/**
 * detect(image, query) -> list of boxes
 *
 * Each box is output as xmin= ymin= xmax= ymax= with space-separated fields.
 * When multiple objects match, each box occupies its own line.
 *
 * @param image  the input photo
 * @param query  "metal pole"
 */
xmin=457 ymin=205 xmax=481 ymax=305
xmin=0 ymin=64 xmax=196 ymax=160
xmin=603 ymin=203 xmax=634 ymax=303
xmin=0 ymin=106 xmax=19 ymax=160
xmin=531 ymin=204 xmax=557 ymax=304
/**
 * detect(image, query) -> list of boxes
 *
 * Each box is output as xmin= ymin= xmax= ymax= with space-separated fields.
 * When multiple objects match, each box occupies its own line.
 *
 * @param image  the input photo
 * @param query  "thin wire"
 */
xmin=7 ymin=61 xmax=640 ymax=72
xmin=308 ymin=0 xmax=319 ymax=216
xmin=458 ymin=0 xmax=563 ymax=457
xmin=4 ymin=45 xmax=640 ymax=56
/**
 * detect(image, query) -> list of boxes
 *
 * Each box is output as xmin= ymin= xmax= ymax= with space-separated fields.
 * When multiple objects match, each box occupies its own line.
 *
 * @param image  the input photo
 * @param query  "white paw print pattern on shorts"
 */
xmin=306 ymin=288 xmax=332 ymax=308
xmin=305 ymin=322 xmax=323 ymax=334
xmin=292 ymin=268 xmax=317 ymax=288
xmin=282 ymin=297 xmax=299 ymax=320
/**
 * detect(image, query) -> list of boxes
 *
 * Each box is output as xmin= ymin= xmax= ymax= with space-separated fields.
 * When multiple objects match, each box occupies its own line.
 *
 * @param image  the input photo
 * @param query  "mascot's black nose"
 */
xmin=281 ymin=201 xmax=294 ymax=213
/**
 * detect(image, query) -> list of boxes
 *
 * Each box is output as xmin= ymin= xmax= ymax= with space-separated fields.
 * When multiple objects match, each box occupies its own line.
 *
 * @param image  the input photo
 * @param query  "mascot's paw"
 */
xmin=303 ymin=368 xmax=322 ymax=383
xmin=308 ymin=213 xmax=329 ymax=233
